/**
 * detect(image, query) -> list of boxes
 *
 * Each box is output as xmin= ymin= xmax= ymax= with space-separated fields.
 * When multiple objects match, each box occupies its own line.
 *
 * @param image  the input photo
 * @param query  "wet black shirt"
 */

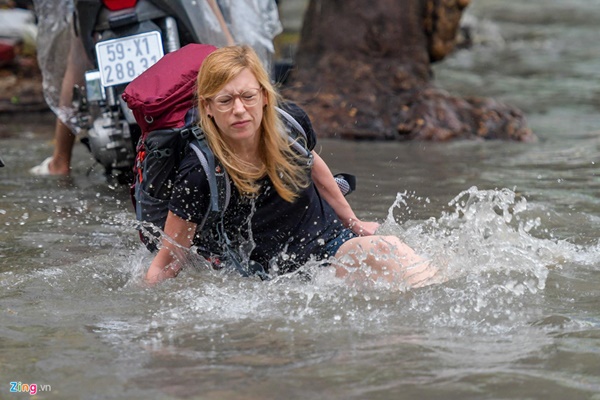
xmin=168 ymin=104 xmax=346 ymax=274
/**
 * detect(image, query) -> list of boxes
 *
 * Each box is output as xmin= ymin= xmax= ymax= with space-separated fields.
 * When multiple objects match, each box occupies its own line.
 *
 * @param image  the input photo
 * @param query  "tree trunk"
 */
xmin=282 ymin=0 xmax=536 ymax=142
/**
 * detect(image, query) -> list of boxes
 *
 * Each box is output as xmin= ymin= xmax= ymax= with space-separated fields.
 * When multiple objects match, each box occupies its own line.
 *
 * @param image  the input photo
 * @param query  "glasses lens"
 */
xmin=213 ymin=88 xmax=261 ymax=112
xmin=240 ymin=88 xmax=260 ymax=106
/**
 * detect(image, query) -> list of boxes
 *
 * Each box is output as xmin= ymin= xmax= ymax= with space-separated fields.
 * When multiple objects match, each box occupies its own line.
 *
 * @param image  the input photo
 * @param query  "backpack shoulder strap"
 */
xmin=275 ymin=106 xmax=311 ymax=158
xmin=276 ymin=106 xmax=356 ymax=196
xmin=276 ymin=106 xmax=307 ymax=139
xmin=188 ymin=127 xmax=231 ymax=231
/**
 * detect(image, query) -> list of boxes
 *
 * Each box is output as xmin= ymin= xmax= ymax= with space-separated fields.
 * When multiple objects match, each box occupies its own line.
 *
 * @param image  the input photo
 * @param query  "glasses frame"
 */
xmin=209 ymin=87 xmax=263 ymax=112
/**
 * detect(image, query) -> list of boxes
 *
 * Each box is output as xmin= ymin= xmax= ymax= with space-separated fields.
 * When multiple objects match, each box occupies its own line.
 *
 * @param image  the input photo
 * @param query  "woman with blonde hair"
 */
xmin=145 ymin=45 xmax=436 ymax=289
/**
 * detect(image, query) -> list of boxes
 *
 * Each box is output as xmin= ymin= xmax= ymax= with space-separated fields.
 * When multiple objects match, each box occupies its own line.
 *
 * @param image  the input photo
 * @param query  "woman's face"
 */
xmin=205 ymin=68 xmax=267 ymax=148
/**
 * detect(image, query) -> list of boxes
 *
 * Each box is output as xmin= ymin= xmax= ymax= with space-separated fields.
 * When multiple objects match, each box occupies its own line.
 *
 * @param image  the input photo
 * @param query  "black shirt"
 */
xmin=168 ymin=103 xmax=346 ymax=274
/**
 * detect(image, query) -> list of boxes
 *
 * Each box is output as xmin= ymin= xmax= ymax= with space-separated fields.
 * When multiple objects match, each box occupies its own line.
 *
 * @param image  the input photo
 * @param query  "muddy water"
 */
xmin=1 ymin=1 xmax=600 ymax=399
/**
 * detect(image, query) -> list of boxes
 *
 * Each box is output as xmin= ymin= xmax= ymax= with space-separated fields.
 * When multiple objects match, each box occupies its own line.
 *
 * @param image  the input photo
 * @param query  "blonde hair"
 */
xmin=196 ymin=45 xmax=309 ymax=202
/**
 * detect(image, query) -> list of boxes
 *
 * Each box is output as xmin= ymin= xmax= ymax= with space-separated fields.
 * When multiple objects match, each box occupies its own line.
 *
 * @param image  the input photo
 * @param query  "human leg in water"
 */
xmin=30 ymin=23 xmax=88 ymax=176
xmin=333 ymin=235 xmax=438 ymax=289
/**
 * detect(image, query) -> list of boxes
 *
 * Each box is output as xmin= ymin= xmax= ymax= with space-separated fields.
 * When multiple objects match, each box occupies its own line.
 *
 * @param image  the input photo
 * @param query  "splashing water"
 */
xmin=382 ymin=186 xmax=560 ymax=286
xmin=109 ymin=185 xmax=599 ymax=339
xmin=373 ymin=186 xmax=598 ymax=334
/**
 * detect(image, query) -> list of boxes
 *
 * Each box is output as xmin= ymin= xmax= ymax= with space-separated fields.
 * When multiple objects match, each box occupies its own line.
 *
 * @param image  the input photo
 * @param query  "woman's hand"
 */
xmin=349 ymin=219 xmax=380 ymax=236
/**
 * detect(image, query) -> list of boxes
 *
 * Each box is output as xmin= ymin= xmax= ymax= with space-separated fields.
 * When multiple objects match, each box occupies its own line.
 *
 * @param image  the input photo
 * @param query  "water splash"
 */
xmin=375 ymin=186 xmax=600 ymax=334
xmin=383 ymin=186 xmax=562 ymax=289
xmin=108 ymin=186 xmax=600 ymax=338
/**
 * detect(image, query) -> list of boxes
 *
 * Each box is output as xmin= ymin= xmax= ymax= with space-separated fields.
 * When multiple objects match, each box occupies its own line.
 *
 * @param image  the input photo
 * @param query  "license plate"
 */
xmin=95 ymin=31 xmax=164 ymax=87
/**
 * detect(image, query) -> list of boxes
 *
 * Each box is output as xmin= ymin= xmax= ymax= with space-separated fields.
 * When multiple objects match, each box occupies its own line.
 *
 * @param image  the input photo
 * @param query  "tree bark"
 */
xmin=282 ymin=0 xmax=536 ymax=142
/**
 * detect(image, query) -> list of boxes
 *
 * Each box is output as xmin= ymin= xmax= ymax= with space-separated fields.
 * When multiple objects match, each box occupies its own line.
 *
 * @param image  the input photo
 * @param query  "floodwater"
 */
xmin=1 ymin=0 xmax=599 ymax=398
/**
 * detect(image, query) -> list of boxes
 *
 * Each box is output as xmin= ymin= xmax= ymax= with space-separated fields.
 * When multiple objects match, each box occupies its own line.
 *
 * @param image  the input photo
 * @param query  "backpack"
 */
xmin=122 ymin=43 xmax=355 ymax=278
xmin=122 ymin=44 xmax=218 ymax=248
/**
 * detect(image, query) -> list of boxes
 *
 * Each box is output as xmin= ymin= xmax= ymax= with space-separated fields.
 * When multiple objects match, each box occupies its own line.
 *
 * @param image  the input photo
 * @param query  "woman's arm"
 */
xmin=145 ymin=211 xmax=198 ymax=285
xmin=310 ymin=151 xmax=379 ymax=236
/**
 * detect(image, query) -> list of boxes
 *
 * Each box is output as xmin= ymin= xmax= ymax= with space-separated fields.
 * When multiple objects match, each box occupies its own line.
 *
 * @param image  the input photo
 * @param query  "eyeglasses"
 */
xmin=209 ymin=87 xmax=262 ymax=112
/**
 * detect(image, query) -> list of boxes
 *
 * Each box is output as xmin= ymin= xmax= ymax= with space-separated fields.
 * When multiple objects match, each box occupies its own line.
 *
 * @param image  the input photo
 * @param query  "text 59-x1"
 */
xmin=95 ymin=31 xmax=164 ymax=87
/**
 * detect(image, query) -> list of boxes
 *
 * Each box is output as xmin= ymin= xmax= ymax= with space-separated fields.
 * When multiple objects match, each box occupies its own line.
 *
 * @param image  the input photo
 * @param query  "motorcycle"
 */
xmin=35 ymin=0 xmax=281 ymax=182
xmin=74 ymin=0 xmax=222 ymax=182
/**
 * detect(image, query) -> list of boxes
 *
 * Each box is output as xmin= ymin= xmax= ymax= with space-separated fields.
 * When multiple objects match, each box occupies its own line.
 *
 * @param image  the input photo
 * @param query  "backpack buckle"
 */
xmin=191 ymin=126 xmax=205 ymax=140
xmin=152 ymin=149 xmax=172 ymax=159
xmin=179 ymin=128 xmax=190 ymax=140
